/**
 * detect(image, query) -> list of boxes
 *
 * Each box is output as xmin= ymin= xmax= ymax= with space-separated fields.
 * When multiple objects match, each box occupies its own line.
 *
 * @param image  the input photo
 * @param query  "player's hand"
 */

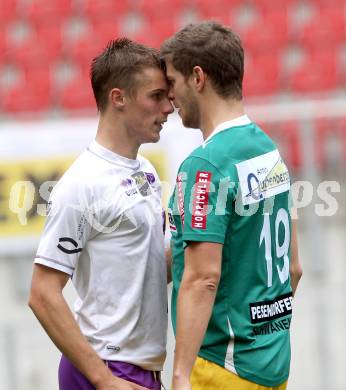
xmin=96 ymin=375 xmax=149 ymax=390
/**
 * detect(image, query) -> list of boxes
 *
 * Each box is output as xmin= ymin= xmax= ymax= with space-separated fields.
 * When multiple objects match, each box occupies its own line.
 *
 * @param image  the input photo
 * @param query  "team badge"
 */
xmin=132 ymin=171 xmax=152 ymax=197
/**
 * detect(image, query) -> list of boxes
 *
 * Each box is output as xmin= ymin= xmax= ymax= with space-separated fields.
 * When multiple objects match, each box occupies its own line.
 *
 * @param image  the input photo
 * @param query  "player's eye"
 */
xmin=152 ymin=92 xmax=163 ymax=101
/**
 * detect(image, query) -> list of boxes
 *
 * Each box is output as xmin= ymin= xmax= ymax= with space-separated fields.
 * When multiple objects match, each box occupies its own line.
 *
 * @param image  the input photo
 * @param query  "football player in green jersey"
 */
xmin=161 ymin=21 xmax=303 ymax=390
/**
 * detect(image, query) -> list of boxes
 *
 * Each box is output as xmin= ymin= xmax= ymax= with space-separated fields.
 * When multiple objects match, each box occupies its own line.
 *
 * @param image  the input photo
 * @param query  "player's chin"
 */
xmin=151 ymin=132 xmax=160 ymax=143
xmin=144 ymin=132 xmax=160 ymax=144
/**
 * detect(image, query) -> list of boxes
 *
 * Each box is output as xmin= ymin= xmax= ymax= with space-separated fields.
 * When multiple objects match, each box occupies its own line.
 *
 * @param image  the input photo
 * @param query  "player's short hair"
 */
xmin=161 ymin=21 xmax=244 ymax=100
xmin=91 ymin=38 xmax=163 ymax=112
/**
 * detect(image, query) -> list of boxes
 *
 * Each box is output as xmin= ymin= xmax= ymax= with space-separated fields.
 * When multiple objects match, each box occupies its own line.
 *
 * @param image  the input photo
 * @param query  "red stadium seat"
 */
xmin=250 ymin=0 xmax=294 ymax=10
xmin=24 ymin=65 xmax=51 ymax=88
xmin=149 ymin=18 xmax=177 ymax=43
xmin=314 ymin=0 xmax=346 ymax=10
xmin=92 ymin=21 xmax=121 ymax=43
xmin=0 ymin=30 xmax=5 ymax=59
xmin=242 ymin=11 xmax=289 ymax=53
xmin=82 ymin=0 xmax=131 ymax=23
xmin=243 ymin=53 xmax=282 ymax=96
xmin=194 ymin=0 xmax=241 ymax=24
xmin=259 ymin=121 xmax=301 ymax=172
xmin=314 ymin=119 xmax=346 ymax=169
xmin=24 ymin=0 xmax=73 ymax=26
xmin=34 ymin=24 xmax=63 ymax=57
xmin=59 ymin=71 xmax=95 ymax=111
xmin=289 ymin=50 xmax=338 ymax=93
xmin=126 ymin=25 xmax=162 ymax=49
xmin=0 ymin=0 xmax=18 ymax=24
xmin=6 ymin=32 xmax=61 ymax=70
xmin=279 ymin=121 xmax=302 ymax=172
xmin=339 ymin=119 xmax=346 ymax=165
xmin=2 ymin=72 xmax=52 ymax=113
xmin=298 ymin=8 xmax=345 ymax=51
xmin=195 ymin=0 xmax=242 ymax=15
xmin=137 ymin=0 xmax=184 ymax=20
xmin=65 ymin=32 xmax=105 ymax=68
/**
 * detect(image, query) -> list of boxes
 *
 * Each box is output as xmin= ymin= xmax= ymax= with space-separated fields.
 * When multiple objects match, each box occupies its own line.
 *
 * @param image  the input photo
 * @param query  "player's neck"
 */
xmin=199 ymin=97 xmax=245 ymax=140
xmin=96 ymin=116 xmax=139 ymax=160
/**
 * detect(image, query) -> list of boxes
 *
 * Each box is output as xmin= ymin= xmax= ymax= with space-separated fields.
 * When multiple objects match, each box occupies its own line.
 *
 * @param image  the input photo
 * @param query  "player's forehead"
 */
xmin=165 ymin=61 xmax=181 ymax=80
xmin=135 ymin=66 xmax=169 ymax=92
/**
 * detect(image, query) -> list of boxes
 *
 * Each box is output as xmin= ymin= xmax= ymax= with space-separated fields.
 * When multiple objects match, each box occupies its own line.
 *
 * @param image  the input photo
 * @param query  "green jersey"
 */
xmin=168 ymin=115 xmax=293 ymax=387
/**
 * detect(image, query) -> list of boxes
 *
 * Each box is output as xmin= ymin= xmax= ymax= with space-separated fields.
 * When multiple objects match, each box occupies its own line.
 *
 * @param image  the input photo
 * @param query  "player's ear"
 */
xmin=110 ymin=88 xmax=125 ymax=110
xmin=191 ymin=66 xmax=206 ymax=92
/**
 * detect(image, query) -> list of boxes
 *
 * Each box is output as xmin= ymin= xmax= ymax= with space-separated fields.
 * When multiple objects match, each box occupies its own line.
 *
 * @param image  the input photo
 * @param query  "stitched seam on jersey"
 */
xmin=86 ymin=147 xmax=140 ymax=170
xmin=36 ymin=255 xmax=75 ymax=271
xmin=179 ymin=156 xmax=227 ymax=178
xmin=205 ymin=122 xmax=252 ymax=143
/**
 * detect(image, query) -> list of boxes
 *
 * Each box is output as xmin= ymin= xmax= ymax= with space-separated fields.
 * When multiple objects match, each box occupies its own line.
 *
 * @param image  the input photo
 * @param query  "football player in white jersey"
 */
xmin=28 ymin=39 xmax=174 ymax=390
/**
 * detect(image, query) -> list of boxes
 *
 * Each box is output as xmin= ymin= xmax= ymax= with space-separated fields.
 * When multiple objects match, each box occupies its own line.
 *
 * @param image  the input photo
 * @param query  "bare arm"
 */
xmin=172 ymin=242 xmax=222 ymax=389
xmin=28 ymin=264 xmax=147 ymax=390
xmin=290 ymin=220 xmax=303 ymax=296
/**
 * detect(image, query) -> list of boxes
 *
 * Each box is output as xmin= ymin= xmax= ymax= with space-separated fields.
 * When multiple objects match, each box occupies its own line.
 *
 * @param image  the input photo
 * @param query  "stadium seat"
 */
xmin=24 ymin=0 xmax=73 ymax=26
xmin=0 ymin=30 xmax=5 ymax=59
xmin=59 ymin=72 xmax=95 ymax=111
xmin=298 ymin=8 xmax=345 ymax=51
xmin=279 ymin=121 xmax=302 ymax=171
xmin=289 ymin=50 xmax=338 ymax=93
xmin=34 ymin=24 xmax=63 ymax=57
xmin=242 ymin=11 xmax=289 ymax=54
xmin=148 ymin=18 xmax=177 ymax=43
xmin=65 ymin=31 xmax=105 ymax=68
xmin=259 ymin=121 xmax=301 ymax=172
xmin=314 ymin=119 xmax=345 ymax=169
xmin=243 ymin=53 xmax=281 ymax=96
xmin=194 ymin=0 xmax=241 ymax=24
xmin=195 ymin=0 xmax=242 ymax=15
xmin=125 ymin=25 xmax=162 ymax=49
xmin=91 ymin=21 xmax=121 ymax=43
xmin=82 ymin=0 xmax=131 ymax=23
xmin=250 ymin=0 xmax=294 ymax=13
xmin=0 ymin=0 xmax=18 ymax=24
xmin=314 ymin=0 xmax=346 ymax=11
xmin=2 ymin=73 xmax=52 ymax=113
xmin=339 ymin=119 xmax=346 ymax=165
xmin=137 ymin=0 xmax=184 ymax=19
xmin=6 ymin=32 xmax=61 ymax=70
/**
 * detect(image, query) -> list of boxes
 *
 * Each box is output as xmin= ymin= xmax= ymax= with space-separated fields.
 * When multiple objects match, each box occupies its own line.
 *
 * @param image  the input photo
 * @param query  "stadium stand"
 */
xmin=0 ymin=0 xmax=344 ymax=112
xmin=0 ymin=0 xmax=345 ymax=171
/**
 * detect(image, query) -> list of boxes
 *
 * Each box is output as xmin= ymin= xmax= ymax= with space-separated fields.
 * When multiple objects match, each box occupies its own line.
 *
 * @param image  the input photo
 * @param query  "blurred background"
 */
xmin=0 ymin=0 xmax=345 ymax=389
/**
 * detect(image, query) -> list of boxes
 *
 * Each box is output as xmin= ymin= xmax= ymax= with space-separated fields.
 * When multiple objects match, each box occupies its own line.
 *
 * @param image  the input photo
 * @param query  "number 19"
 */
xmin=259 ymin=209 xmax=290 ymax=287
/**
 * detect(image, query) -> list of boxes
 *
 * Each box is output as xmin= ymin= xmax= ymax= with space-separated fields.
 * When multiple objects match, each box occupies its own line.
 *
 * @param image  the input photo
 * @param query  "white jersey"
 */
xmin=35 ymin=140 xmax=168 ymax=370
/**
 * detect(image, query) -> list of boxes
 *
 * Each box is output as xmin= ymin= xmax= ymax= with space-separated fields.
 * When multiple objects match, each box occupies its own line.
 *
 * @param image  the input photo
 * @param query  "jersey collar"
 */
xmin=203 ymin=114 xmax=251 ymax=144
xmin=87 ymin=140 xmax=141 ymax=170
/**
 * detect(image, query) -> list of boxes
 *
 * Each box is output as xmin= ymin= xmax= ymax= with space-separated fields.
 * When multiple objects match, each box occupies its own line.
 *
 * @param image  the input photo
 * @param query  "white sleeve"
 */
xmin=34 ymin=182 xmax=93 ymax=275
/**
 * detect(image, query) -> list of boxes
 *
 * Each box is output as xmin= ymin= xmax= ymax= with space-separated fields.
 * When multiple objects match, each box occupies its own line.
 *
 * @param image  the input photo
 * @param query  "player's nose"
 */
xmin=168 ymin=87 xmax=175 ymax=101
xmin=163 ymin=97 xmax=174 ymax=115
